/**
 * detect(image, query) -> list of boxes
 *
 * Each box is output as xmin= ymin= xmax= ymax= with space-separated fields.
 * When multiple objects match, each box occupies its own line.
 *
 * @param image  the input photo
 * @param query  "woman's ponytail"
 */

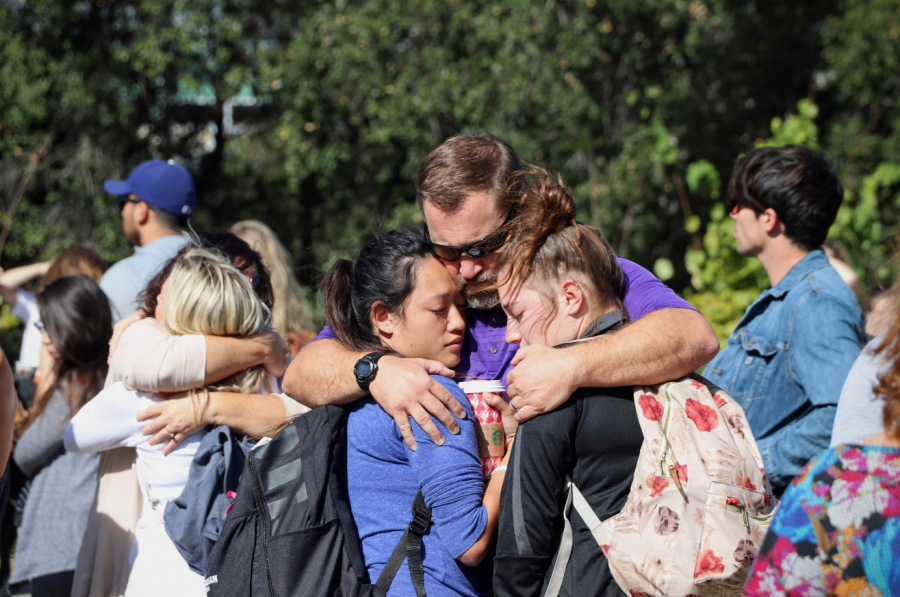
xmin=323 ymin=259 xmax=367 ymax=351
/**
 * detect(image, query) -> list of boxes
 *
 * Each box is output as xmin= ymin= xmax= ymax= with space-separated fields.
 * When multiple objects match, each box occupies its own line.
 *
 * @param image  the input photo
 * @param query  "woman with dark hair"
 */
xmin=491 ymin=168 xmax=643 ymax=597
xmin=324 ymin=228 xmax=515 ymax=597
xmin=10 ymin=276 xmax=111 ymax=597
xmin=0 ymin=246 xmax=105 ymax=389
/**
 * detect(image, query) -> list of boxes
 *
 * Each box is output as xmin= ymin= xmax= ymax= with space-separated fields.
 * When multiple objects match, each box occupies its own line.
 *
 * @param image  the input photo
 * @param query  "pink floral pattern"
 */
xmin=693 ymin=549 xmax=725 ymax=579
xmin=590 ymin=376 xmax=775 ymax=597
xmin=744 ymin=445 xmax=900 ymax=596
xmin=638 ymin=394 xmax=664 ymax=422
xmin=736 ymin=477 xmax=757 ymax=491
xmin=685 ymin=398 xmax=719 ymax=432
xmin=646 ymin=474 xmax=669 ymax=498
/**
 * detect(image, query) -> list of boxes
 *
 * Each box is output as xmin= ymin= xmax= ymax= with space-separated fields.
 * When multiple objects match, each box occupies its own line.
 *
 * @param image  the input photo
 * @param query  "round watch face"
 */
xmin=356 ymin=362 xmax=373 ymax=378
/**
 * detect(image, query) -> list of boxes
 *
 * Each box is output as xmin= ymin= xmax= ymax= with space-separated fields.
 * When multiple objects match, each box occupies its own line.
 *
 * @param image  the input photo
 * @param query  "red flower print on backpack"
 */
xmin=550 ymin=376 xmax=776 ymax=597
xmin=693 ymin=549 xmax=725 ymax=579
xmin=685 ymin=398 xmax=719 ymax=432
xmin=646 ymin=474 xmax=669 ymax=497
xmin=638 ymin=394 xmax=664 ymax=422
xmin=712 ymin=392 xmax=727 ymax=408
xmin=737 ymin=477 xmax=757 ymax=491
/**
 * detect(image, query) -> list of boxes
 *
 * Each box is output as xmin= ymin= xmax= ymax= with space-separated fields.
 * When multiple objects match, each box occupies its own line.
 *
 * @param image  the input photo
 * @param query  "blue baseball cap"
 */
xmin=104 ymin=160 xmax=196 ymax=217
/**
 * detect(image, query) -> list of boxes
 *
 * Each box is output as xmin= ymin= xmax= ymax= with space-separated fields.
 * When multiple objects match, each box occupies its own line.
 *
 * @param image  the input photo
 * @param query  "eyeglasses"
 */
xmin=33 ymin=321 xmax=45 ymax=334
xmin=117 ymin=197 xmax=141 ymax=211
xmin=234 ymin=259 xmax=273 ymax=307
xmin=422 ymin=210 xmax=515 ymax=261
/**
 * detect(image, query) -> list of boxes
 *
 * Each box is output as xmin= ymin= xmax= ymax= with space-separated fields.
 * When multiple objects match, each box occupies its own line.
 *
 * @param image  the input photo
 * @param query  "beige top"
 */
xmin=106 ymin=318 xmax=207 ymax=392
xmin=106 ymin=318 xmax=308 ymax=416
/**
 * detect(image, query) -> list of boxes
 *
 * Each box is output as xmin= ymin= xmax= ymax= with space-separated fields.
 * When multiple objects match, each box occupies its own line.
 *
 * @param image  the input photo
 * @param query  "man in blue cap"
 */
xmin=99 ymin=160 xmax=196 ymax=322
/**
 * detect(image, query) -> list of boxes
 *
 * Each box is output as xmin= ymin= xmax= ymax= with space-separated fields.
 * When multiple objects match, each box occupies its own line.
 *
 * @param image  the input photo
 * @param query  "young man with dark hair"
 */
xmin=100 ymin=160 xmax=196 ymax=322
xmin=704 ymin=145 xmax=865 ymax=494
xmin=284 ymin=133 xmax=720 ymax=449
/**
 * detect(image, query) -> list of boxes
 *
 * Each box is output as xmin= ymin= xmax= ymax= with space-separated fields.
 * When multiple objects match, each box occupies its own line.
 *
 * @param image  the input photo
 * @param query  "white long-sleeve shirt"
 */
xmin=65 ymin=381 xmax=206 ymax=597
xmin=11 ymin=289 xmax=42 ymax=369
xmin=107 ymin=318 xmax=308 ymax=416
xmin=65 ymin=381 xmax=203 ymax=500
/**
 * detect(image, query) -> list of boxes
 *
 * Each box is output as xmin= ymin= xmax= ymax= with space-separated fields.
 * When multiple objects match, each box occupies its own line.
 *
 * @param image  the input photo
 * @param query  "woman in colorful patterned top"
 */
xmin=744 ymin=293 xmax=900 ymax=596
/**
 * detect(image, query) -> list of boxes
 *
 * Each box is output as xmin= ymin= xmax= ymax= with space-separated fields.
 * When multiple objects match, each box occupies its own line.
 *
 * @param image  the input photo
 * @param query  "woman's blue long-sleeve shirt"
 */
xmin=346 ymin=375 xmax=490 ymax=597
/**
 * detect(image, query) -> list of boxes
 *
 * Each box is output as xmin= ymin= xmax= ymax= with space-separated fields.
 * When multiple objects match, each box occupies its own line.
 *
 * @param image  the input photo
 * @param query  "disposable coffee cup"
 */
xmin=458 ymin=380 xmax=509 ymax=479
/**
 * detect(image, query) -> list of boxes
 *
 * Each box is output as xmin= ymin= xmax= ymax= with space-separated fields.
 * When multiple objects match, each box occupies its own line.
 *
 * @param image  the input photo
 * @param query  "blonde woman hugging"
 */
xmin=65 ymin=247 xmax=274 ymax=597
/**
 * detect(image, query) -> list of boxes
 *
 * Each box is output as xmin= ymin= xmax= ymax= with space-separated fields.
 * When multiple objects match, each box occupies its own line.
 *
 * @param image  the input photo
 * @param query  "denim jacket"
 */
xmin=704 ymin=249 xmax=865 ymax=493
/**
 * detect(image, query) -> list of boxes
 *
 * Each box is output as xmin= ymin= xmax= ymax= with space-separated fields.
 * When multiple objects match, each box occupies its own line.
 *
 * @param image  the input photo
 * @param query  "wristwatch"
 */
xmin=354 ymin=352 xmax=385 ymax=391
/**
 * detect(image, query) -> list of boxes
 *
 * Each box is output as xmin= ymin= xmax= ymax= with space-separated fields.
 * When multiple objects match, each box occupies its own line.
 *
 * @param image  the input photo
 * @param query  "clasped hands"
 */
xmin=368 ymin=344 xmax=577 ymax=451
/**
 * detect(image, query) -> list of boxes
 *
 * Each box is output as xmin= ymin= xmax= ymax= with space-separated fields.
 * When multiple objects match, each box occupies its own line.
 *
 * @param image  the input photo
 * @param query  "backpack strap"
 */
xmin=374 ymin=491 xmax=433 ymax=597
xmin=545 ymin=484 xmax=575 ymax=597
xmin=570 ymin=483 xmax=605 ymax=542
xmin=545 ymin=483 xmax=611 ymax=597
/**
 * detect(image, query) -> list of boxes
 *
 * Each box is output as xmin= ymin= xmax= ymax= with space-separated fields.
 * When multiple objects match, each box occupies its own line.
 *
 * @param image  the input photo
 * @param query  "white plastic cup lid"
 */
xmin=457 ymin=380 xmax=506 ymax=394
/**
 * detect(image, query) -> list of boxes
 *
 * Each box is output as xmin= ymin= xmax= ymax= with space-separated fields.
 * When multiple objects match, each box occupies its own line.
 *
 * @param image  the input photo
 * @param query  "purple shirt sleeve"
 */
xmin=618 ymin=257 xmax=695 ymax=320
xmin=313 ymin=325 xmax=336 ymax=341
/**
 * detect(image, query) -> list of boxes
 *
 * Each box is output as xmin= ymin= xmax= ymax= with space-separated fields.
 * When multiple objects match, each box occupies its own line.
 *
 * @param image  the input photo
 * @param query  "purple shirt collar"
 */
xmin=455 ymin=307 xmax=516 ymax=387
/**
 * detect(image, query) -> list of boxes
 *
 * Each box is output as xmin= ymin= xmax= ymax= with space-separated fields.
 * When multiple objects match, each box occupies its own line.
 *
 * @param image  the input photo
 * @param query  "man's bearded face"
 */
xmin=458 ymin=269 xmax=499 ymax=310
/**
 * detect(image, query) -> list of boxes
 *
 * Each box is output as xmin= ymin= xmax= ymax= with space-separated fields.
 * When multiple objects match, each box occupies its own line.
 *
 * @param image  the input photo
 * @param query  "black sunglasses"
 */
xmin=422 ymin=209 xmax=515 ymax=261
xmin=117 ymin=197 xmax=141 ymax=211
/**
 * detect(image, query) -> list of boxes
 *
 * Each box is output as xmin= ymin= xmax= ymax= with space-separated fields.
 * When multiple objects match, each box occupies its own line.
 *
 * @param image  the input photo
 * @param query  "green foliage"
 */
xmin=1 ymin=0 xmax=898 ymax=352
xmin=759 ymin=99 xmax=820 ymax=149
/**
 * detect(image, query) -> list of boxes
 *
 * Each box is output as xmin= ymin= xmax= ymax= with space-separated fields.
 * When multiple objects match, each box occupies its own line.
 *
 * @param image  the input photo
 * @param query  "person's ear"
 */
xmin=559 ymin=279 xmax=585 ymax=316
xmin=370 ymin=301 xmax=396 ymax=336
xmin=134 ymin=201 xmax=151 ymax=226
xmin=761 ymin=207 xmax=780 ymax=235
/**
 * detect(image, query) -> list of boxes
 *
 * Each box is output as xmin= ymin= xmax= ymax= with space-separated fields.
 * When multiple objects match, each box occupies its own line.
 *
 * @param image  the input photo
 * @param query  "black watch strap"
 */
xmin=354 ymin=352 xmax=384 ymax=391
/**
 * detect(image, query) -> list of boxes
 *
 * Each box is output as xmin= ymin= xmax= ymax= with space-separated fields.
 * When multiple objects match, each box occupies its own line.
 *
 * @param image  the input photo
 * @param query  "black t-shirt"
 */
xmin=494 ymin=386 xmax=642 ymax=597
xmin=494 ymin=312 xmax=643 ymax=597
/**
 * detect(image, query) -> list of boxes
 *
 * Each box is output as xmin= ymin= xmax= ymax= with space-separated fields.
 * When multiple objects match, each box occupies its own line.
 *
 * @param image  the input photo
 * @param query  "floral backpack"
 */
xmin=546 ymin=375 xmax=779 ymax=597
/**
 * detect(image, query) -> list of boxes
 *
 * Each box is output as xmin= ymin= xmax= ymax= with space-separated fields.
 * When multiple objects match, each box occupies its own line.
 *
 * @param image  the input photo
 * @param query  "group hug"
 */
xmin=1 ymin=132 xmax=896 ymax=597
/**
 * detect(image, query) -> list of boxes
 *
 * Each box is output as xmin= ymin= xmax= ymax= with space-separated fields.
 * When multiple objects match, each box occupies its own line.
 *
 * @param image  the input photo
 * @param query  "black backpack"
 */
xmin=204 ymin=405 xmax=433 ymax=597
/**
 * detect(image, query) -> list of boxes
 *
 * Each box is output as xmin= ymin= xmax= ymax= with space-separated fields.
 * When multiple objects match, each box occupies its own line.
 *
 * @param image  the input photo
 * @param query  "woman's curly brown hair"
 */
xmin=875 ymin=276 xmax=900 ymax=440
xmin=494 ymin=164 xmax=627 ymax=327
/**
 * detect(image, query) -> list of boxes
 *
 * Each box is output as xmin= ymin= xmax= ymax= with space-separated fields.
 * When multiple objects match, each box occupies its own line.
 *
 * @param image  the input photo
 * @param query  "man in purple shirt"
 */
xmin=284 ymin=134 xmax=719 ymax=449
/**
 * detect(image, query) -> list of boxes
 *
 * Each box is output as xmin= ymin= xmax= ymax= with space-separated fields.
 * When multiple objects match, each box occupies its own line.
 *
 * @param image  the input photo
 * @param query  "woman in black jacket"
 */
xmin=492 ymin=168 xmax=643 ymax=597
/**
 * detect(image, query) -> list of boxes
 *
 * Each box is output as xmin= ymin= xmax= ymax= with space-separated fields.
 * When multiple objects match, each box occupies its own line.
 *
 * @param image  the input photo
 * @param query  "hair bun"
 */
xmin=540 ymin=180 xmax=577 ymax=231
xmin=514 ymin=165 xmax=578 ymax=242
